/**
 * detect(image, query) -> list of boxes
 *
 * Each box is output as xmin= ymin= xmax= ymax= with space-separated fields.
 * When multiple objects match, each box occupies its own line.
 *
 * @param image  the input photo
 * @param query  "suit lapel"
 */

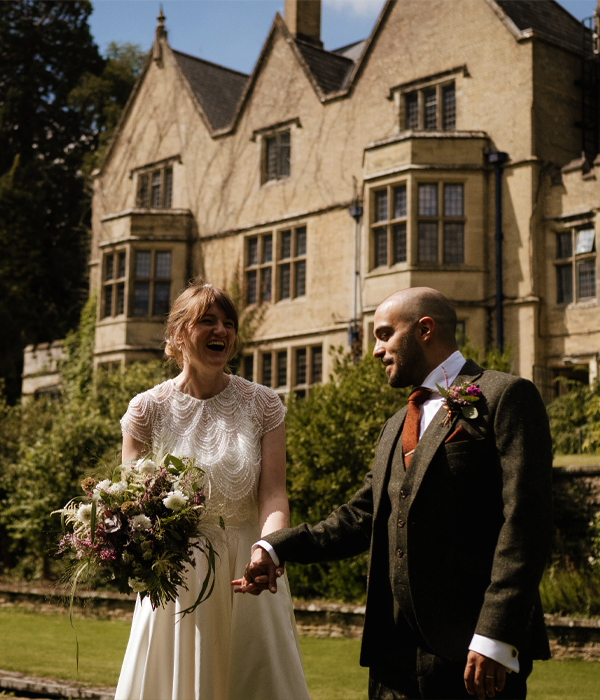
xmin=372 ymin=405 xmax=407 ymax=513
xmin=405 ymin=359 xmax=485 ymax=496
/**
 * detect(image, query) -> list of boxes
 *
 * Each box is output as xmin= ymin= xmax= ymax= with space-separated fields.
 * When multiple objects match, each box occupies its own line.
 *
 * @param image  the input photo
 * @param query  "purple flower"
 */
xmin=466 ymin=385 xmax=482 ymax=397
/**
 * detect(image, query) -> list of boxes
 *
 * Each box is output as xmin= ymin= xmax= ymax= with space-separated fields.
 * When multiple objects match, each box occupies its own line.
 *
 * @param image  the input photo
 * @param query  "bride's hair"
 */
xmin=164 ymin=278 xmax=240 ymax=369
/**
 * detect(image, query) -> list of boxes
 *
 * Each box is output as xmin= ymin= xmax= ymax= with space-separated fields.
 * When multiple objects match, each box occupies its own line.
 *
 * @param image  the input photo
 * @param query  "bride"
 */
xmin=115 ymin=279 xmax=310 ymax=700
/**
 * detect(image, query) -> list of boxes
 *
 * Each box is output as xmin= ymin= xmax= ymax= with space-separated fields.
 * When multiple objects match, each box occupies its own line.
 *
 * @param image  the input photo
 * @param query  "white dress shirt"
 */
xmin=256 ymin=349 xmax=519 ymax=672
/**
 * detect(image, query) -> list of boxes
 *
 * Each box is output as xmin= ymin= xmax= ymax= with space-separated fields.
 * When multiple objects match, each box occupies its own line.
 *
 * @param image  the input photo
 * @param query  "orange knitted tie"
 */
xmin=402 ymin=387 xmax=432 ymax=469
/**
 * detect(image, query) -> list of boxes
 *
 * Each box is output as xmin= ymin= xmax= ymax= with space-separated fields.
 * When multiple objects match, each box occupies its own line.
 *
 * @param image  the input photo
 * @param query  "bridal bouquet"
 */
xmin=55 ymin=453 xmax=217 ymax=615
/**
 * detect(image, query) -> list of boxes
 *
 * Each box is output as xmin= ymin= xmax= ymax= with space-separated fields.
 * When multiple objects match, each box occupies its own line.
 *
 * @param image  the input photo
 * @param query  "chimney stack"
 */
xmin=284 ymin=0 xmax=323 ymax=48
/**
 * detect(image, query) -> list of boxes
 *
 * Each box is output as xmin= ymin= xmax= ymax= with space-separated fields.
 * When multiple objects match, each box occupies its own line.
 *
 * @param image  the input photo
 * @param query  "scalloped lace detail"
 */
xmin=121 ymin=375 xmax=286 ymax=526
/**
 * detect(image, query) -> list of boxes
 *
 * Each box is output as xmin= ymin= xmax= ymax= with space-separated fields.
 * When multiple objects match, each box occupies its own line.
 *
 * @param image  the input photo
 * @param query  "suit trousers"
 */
xmin=368 ymin=640 xmax=532 ymax=700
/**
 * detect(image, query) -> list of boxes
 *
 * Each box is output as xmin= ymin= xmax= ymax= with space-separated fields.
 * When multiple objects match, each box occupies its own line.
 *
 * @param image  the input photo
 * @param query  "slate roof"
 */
xmin=294 ymin=39 xmax=355 ymax=94
xmin=333 ymin=39 xmax=368 ymax=63
xmin=497 ymin=0 xmax=589 ymax=54
xmin=172 ymin=50 xmax=249 ymax=131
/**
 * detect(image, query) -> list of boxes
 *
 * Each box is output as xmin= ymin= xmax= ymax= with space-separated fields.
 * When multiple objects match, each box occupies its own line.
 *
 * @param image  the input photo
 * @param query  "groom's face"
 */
xmin=373 ymin=303 xmax=427 ymax=388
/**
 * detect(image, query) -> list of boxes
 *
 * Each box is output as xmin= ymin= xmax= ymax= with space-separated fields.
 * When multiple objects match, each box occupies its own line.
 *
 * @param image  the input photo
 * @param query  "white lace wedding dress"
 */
xmin=114 ymin=375 xmax=311 ymax=700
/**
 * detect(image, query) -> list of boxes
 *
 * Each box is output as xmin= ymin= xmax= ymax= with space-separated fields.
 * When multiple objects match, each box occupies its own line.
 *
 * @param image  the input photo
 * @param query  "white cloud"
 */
xmin=324 ymin=0 xmax=384 ymax=18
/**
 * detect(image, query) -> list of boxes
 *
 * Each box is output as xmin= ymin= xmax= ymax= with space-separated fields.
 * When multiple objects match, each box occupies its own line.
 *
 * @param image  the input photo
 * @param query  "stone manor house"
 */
xmin=23 ymin=0 xmax=600 ymax=401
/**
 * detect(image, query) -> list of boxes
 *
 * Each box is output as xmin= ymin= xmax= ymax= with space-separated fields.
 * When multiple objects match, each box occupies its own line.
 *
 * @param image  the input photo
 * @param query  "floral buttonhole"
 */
xmin=435 ymin=368 xmax=483 ymax=426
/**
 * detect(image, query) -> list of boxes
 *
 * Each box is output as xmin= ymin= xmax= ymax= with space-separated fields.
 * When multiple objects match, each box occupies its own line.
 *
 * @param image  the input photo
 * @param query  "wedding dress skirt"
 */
xmin=115 ymin=377 xmax=311 ymax=700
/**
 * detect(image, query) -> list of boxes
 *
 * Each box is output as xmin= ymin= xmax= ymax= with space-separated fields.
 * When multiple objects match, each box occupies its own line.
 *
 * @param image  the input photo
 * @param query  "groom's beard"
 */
xmin=387 ymin=333 xmax=428 ymax=389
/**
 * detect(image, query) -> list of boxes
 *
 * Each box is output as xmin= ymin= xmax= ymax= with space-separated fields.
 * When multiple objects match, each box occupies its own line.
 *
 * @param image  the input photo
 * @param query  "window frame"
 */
xmin=401 ymin=79 xmax=456 ymax=132
xmin=101 ymin=249 xmax=127 ymax=319
xmin=250 ymin=344 xmax=323 ymax=398
xmin=136 ymin=165 xmax=174 ymax=209
xmin=244 ymin=225 xmax=307 ymax=306
xmin=416 ymin=180 xmax=465 ymax=265
xmin=554 ymin=226 xmax=597 ymax=305
xmin=131 ymin=248 xmax=173 ymax=318
xmin=262 ymin=129 xmax=291 ymax=184
xmin=370 ymin=182 xmax=408 ymax=270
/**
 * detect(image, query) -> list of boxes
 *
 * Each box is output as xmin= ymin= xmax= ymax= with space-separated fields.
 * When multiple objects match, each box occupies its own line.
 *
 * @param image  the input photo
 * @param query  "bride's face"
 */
xmin=180 ymin=302 xmax=236 ymax=371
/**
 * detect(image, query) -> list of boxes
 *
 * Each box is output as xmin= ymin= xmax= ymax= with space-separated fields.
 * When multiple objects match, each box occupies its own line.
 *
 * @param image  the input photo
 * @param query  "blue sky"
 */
xmin=89 ymin=1 xmax=599 ymax=74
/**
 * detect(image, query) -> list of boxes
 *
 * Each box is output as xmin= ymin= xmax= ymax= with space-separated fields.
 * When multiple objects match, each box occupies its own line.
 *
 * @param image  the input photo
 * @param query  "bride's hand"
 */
xmin=232 ymin=547 xmax=284 ymax=595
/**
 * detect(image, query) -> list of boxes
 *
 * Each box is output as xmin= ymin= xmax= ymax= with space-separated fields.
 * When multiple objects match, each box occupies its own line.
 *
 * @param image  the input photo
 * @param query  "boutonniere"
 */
xmin=436 ymin=369 xmax=483 ymax=425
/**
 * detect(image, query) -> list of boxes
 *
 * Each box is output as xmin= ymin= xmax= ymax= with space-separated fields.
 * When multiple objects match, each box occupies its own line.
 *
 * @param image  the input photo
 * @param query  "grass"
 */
xmin=553 ymin=454 xmax=600 ymax=467
xmin=1 ymin=608 xmax=600 ymax=699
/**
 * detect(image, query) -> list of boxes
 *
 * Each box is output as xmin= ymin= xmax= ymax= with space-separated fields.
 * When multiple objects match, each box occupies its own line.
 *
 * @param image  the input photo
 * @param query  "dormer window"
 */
xmin=403 ymin=81 xmax=455 ymax=131
xmin=136 ymin=165 xmax=173 ymax=208
xmin=264 ymin=130 xmax=290 ymax=182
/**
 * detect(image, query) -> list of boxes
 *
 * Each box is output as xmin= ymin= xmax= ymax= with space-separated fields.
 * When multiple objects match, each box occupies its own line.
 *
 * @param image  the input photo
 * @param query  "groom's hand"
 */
xmin=231 ymin=546 xmax=284 ymax=595
xmin=464 ymin=651 xmax=506 ymax=699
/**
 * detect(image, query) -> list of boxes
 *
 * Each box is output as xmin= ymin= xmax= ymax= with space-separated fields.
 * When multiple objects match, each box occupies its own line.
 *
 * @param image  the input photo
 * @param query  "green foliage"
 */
xmin=285 ymin=348 xmax=409 ymax=601
xmin=539 ymin=566 xmax=600 ymax=617
xmin=0 ymin=1 xmax=105 ymax=401
xmin=0 ymin=297 xmax=170 ymax=579
xmin=547 ymin=380 xmax=600 ymax=455
xmin=0 ymin=2 xmax=145 ymax=402
xmin=460 ymin=338 xmax=513 ymax=373
xmin=69 ymin=41 xmax=145 ymax=177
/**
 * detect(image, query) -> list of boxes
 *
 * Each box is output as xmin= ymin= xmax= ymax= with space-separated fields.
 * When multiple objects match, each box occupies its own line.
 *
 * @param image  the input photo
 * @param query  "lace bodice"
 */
xmin=120 ymin=375 xmax=286 ymax=526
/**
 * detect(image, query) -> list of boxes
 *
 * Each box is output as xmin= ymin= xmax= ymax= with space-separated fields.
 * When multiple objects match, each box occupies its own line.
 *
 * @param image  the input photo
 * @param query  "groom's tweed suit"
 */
xmin=265 ymin=360 xmax=553 ymax=668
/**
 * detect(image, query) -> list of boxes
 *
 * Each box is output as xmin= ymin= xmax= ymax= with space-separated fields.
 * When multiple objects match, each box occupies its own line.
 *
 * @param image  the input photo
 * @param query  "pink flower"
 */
xmin=466 ymin=385 xmax=482 ymax=397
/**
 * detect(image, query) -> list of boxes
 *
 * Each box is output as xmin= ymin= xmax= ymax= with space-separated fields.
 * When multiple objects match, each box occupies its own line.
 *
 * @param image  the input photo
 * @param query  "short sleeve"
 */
xmin=254 ymin=385 xmax=287 ymax=436
xmin=120 ymin=392 xmax=155 ymax=445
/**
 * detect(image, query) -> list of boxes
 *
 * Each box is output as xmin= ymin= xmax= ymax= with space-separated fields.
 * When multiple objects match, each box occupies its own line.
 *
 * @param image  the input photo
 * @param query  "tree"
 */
xmin=69 ymin=41 xmax=145 ymax=177
xmin=0 ymin=2 xmax=144 ymax=402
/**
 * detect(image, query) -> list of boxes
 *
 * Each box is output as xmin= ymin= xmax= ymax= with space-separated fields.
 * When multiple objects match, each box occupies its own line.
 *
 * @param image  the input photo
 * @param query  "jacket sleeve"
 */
xmin=474 ymin=377 xmax=553 ymax=647
xmin=263 ymin=469 xmax=374 ymax=564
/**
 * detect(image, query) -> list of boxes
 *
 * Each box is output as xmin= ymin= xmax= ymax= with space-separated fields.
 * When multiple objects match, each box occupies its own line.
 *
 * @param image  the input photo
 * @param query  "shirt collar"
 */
xmin=419 ymin=350 xmax=466 ymax=395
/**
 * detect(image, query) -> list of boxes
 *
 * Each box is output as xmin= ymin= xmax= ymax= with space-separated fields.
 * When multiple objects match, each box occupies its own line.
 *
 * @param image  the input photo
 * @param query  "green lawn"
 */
xmin=1 ymin=608 xmax=599 ymax=699
xmin=553 ymin=454 xmax=600 ymax=467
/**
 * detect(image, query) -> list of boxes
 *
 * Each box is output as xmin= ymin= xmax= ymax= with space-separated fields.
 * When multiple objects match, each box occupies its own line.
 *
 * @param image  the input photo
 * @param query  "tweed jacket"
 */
xmin=265 ymin=360 xmax=553 ymax=665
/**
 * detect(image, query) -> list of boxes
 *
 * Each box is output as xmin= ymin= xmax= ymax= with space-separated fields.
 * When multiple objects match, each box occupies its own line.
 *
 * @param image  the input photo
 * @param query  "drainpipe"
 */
xmin=487 ymin=151 xmax=509 ymax=352
xmin=349 ymin=198 xmax=363 ymax=358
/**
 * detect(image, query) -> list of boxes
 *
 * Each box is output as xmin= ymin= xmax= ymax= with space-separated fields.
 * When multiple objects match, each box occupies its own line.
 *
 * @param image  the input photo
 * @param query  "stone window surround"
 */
xmin=367 ymin=177 xmax=466 ymax=271
xmin=244 ymin=224 xmax=307 ymax=305
xmin=390 ymin=65 xmax=468 ymax=133
xmin=97 ymin=243 xmax=174 ymax=322
xmin=131 ymin=155 xmax=181 ymax=210
xmin=241 ymin=342 xmax=323 ymax=396
xmin=554 ymin=223 xmax=597 ymax=306
xmin=253 ymin=118 xmax=301 ymax=185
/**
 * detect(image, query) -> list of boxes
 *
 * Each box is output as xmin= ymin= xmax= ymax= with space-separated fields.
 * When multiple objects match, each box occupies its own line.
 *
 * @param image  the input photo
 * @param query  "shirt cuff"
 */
xmin=469 ymin=634 xmax=520 ymax=673
xmin=252 ymin=539 xmax=280 ymax=567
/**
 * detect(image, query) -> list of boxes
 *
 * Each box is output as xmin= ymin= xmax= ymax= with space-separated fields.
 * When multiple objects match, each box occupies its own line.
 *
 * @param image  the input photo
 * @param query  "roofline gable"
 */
xmin=484 ymin=0 xmax=589 ymax=56
xmin=97 ymin=49 xmax=154 ymax=177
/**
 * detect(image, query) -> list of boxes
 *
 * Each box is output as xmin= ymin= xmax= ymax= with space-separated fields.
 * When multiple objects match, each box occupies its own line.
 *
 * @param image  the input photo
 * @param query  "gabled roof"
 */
xmin=172 ymin=50 xmax=249 ymax=131
xmin=294 ymin=38 xmax=355 ymax=94
xmin=492 ymin=0 xmax=589 ymax=54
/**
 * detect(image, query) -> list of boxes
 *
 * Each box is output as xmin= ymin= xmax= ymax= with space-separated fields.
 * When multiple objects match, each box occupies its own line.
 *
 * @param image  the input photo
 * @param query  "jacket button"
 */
xmin=396 ymin=549 xmax=405 ymax=558
xmin=397 ymin=519 xmax=405 ymax=528
xmin=400 ymin=489 xmax=407 ymax=499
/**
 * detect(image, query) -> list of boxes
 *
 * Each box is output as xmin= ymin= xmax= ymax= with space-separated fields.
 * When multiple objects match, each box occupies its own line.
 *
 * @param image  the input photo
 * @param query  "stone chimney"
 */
xmin=284 ymin=0 xmax=323 ymax=48
xmin=153 ymin=5 xmax=167 ymax=63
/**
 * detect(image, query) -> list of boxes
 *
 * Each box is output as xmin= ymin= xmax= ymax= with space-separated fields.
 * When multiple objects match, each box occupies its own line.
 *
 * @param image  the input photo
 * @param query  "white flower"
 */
xmin=137 ymin=459 xmax=158 ymax=475
xmin=162 ymin=490 xmax=188 ymax=511
xmin=131 ymin=514 xmax=152 ymax=531
xmin=77 ymin=504 xmax=93 ymax=525
xmin=108 ymin=481 xmax=127 ymax=495
xmin=95 ymin=479 xmax=112 ymax=492
xmin=128 ymin=577 xmax=147 ymax=593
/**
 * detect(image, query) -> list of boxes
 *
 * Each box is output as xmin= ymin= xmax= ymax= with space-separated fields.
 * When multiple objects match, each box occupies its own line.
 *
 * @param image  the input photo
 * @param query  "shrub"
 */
xmin=0 ymin=297 xmax=171 ymax=578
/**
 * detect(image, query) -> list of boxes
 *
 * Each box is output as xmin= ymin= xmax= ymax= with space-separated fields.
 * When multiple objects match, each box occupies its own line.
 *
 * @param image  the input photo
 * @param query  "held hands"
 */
xmin=231 ymin=546 xmax=284 ymax=595
xmin=464 ymin=651 xmax=507 ymax=700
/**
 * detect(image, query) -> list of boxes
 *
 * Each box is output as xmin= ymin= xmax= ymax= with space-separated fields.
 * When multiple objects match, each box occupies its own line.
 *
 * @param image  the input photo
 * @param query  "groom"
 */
xmin=235 ymin=287 xmax=553 ymax=700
